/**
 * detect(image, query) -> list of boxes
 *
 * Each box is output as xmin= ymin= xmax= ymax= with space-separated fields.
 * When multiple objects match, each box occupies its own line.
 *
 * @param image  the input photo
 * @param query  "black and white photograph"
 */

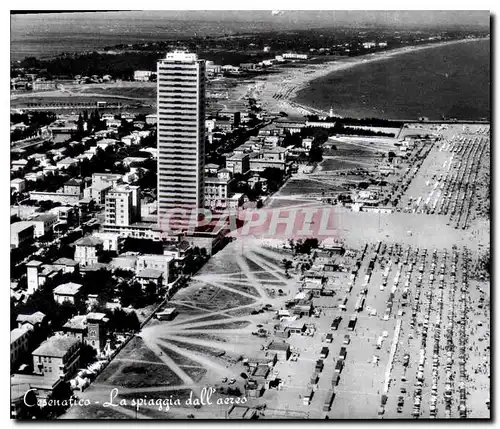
xmin=9 ymin=9 xmax=491 ymax=420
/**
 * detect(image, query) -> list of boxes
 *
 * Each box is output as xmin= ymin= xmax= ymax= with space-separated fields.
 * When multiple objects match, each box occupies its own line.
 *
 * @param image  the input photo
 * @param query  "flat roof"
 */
xmin=31 ymin=213 xmax=57 ymax=222
xmin=268 ymin=340 xmax=290 ymax=351
xmin=11 ymin=221 xmax=34 ymax=234
xmin=16 ymin=311 xmax=46 ymax=325
xmin=11 ymin=327 xmax=30 ymax=344
xmin=226 ymin=153 xmax=248 ymax=160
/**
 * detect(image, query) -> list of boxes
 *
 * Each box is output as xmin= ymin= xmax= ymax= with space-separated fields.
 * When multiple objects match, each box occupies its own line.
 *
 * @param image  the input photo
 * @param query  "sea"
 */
xmin=10 ymin=11 xmax=308 ymax=61
xmin=294 ymin=39 xmax=490 ymax=121
xmin=11 ymin=13 xmax=490 ymax=121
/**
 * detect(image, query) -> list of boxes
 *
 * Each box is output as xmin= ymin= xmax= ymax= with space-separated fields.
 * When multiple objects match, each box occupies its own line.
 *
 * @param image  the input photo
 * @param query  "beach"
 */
xmin=236 ymin=37 xmax=489 ymax=119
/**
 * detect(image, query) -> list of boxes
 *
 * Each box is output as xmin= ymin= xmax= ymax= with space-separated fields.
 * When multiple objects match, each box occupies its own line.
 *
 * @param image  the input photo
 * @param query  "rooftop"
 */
xmin=74 ymin=236 xmax=104 ymax=247
xmin=65 ymin=178 xmax=82 ymax=186
xmin=53 ymin=282 xmax=82 ymax=296
xmin=31 ymin=213 xmax=57 ymax=223
xmin=80 ymin=263 xmax=109 ymax=272
xmin=62 ymin=315 xmax=87 ymax=331
xmin=16 ymin=311 xmax=46 ymax=326
xmin=11 ymin=327 xmax=31 ymax=344
xmin=53 ymin=257 xmax=79 ymax=266
xmin=11 ymin=221 xmax=34 ymax=234
xmin=86 ymin=312 xmax=108 ymax=323
xmin=268 ymin=340 xmax=290 ymax=351
xmin=57 ymin=157 xmax=78 ymax=164
xmin=32 ymin=335 xmax=80 ymax=358
xmin=88 ymin=182 xmax=112 ymax=191
xmin=226 ymin=153 xmax=248 ymax=160
xmin=266 ymin=146 xmax=287 ymax=153
xmin=205 ymin=176 xmax=231 ymax=184
xmin=205 ymin=163 xmax=220 ymax=169
xmin=137 ymin=268 xmax=163 ymax=279
xmin=163 ymin=51 xmax=198 ymax=62
xmin=11 ymin=374 xmax=62 ymax=392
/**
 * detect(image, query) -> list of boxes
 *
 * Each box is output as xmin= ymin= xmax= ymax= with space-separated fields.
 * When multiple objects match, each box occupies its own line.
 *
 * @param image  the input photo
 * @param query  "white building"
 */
xmin=29 ymin=213 xmax=58 ymax=237
xmin=104 ymin=184 xmax=141 ymax=226
xmin=10 ymin=178 xmax=26 ymax=193
xmin=157 ymin=51 xmax=206 ymax=230
xmin=53 ymin=282 xmax=83 ymax=305
xmin=134 ymin=70 xmax=156 ymax=81
xmin=282 ymin=53 xmax=308 ymax=60
xmin=11 ymin=222 xmax=34 ymax=248
xmin=94 ymin=232 xmax=123 ymax=252
xmin=11 ymin=327 xmax=31 ymax=365
xmin=136 ymin=254 xmax=175 ymax=285
xmin=74 ymin=236 xmax=103 ymax=266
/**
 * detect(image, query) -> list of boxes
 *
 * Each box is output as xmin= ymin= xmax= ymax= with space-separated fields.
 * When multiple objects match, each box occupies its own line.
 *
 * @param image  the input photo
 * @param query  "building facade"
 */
xmin=104 ymin=184 xmax=141 ymax=226
xmin=157 ymin=51 xmax=206 ymax=231
xmin=32 ymin=336 xmax=80 ymax=380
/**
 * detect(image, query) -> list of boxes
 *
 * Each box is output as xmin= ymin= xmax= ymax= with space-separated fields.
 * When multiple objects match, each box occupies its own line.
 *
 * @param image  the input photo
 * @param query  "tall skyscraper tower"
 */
xmin=157 ymin=51 xmax=206 ymax=231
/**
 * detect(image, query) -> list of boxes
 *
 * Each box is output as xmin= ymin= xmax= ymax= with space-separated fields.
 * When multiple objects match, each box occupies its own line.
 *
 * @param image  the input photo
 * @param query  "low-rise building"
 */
xmin=52 ymin=258 xmax=79 ymax=274
xmin=136 ymin=254 xmax=174 ymax=284
xmin=29 ymin=191 xmax=81 ymax=205
xmin=62 ymin=315 xmax=87 ymax=342
xmin=11 ymin=178 xmax=26 ymax=193
xmin=92 ymin=172 xmax=123 ymax=188
xmin=83 ymin=182 xmax=112 ymax=205
xmin=26 ymin=260 xmax=60 ymax=294
xmin=267 ymin=340 xmax=291 ymax=361
xmin=17 ymin=311 xmax=47 ymax=331
xmin=249 ymin=147 xmax=288 ymax=172
xmin=29 ymin=213 xmax=58 ymax=237
xmin=204 ymin=174 xmax=234 ymax=211
xmin=136 ymin=268 xmax=163 ymax=291
xmin=134 ymin=70 xmax=156 ymax=81
xmin=11 ymin=221 xmax=34 ymax=248
xmin=74 ymin=236 xmax=103 ymax=266
xmin=63 ymin=178 xmax=84 ymax=196
xmin=56 ymin=158 xmax=79 ymax=170
xmin=94 ymin=232 xmax=124 ymax=252
xmin=145 ymin=114 xmax=157 ymax=125
xmin=53 ymin=282 xmax=83 ymax=305
xmin=282 ymin=53 xmax=308 ymax=60
xmin=225 ymin=153 xmax=250 ymax=175
xmin=32 ymin=336 xmax=80 ymax=380
xmin=11 ymin=327 xmax=31 ymax=366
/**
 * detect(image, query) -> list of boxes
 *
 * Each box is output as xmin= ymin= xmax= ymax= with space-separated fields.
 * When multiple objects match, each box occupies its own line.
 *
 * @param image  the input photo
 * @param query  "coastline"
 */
xmin=244 ymin=37 xmax=489 ymax=119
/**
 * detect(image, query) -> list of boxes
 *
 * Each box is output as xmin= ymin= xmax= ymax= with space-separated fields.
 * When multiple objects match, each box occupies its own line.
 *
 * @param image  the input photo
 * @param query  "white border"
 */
xmin=3 ymin=4 xmax=496 ymax=429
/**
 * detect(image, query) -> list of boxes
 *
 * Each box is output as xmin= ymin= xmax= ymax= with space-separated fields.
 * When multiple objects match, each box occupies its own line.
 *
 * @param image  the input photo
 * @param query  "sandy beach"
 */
xmin=236 ymin=37 xmax=489 ymax=119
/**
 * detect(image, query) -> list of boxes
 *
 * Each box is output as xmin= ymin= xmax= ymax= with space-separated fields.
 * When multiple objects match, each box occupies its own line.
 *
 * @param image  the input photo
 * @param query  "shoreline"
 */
xmin=246 ymin=37 xmax=489 ymax=119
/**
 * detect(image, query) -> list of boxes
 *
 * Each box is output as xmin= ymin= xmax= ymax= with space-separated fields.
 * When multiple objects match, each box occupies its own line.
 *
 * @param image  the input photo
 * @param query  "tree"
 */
xmin=76 ymin=113 xmax=85 ymax=137
xmin=282 ymin=259 xmax=293 ymax=274
xmin=80 ymin=343 xmax=97 ymax=367
xmin=388 ymin=151 xmax=396 ymax=163
xmin=145 ymin=282 xmax=158 ymax=302
xmin=119 ymin=282 xmax=142 ymax=308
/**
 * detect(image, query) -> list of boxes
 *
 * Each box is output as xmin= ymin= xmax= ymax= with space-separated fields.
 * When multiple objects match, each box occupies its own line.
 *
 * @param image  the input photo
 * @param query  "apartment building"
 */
xmin=157 ymin=51 xmax=206 ymax=230
xmin=104 ymin=184 xmax=141 ymax=226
